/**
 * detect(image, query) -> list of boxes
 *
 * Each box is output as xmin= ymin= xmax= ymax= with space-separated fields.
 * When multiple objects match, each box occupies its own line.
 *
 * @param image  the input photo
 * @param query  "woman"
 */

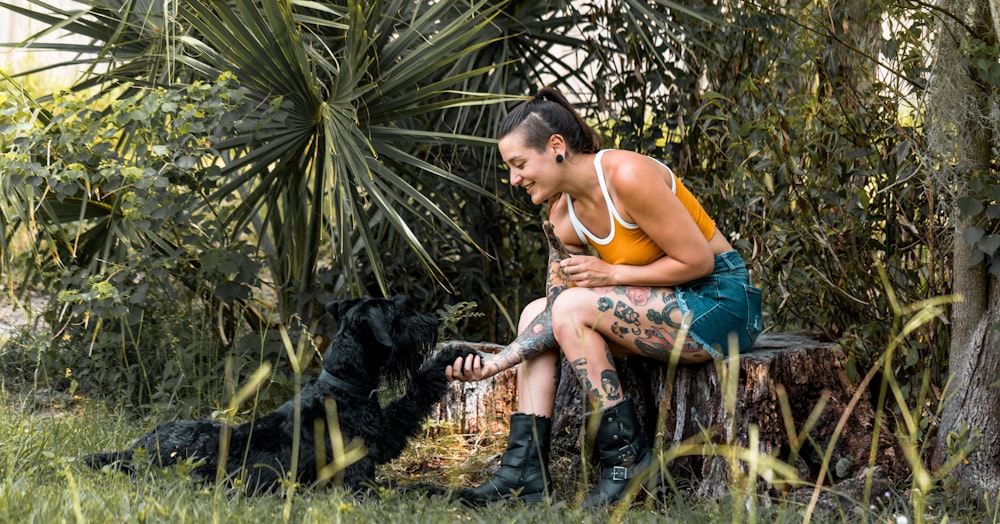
xmin=446 ymin=87 xmax=763 ymax=507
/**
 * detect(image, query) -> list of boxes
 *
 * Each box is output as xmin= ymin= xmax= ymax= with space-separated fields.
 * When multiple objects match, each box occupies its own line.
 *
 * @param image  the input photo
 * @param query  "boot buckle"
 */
xmin=617 ymin=444 xmax=637 ymax=464
xmin=607 ymin=465 xmax=631 ymax=481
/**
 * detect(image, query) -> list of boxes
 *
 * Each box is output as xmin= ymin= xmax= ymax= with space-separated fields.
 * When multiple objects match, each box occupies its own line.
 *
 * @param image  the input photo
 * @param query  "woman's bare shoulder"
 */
xmin=602 ymin=151 xmax=674 ymax=205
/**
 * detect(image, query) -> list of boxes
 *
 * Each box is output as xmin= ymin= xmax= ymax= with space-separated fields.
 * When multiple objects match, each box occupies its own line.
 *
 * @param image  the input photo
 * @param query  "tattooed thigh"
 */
xmin=645 ymin=291 xmax=684 ymax=329
xmin=633 ymin=327 xmax=707 ymax=359
xmin=605 ymin=289 xmax=707 ymax=359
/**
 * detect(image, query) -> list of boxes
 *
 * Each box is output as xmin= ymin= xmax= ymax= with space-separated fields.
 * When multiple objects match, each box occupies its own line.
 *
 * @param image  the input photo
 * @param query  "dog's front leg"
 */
xmin=366 ymin=347 xmax=476 ymax=464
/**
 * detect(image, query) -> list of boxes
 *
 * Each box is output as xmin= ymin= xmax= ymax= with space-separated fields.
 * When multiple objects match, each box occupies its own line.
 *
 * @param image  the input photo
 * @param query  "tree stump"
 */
xmin=435 ymin=371 xmax=517 ymax=435
xmin=435 ymin=332 xmax=898 ymax=494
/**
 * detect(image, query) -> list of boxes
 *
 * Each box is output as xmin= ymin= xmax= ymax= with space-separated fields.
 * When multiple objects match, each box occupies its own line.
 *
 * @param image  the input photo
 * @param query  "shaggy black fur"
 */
xmin=84 ymin=295 xmax=476 ymax=494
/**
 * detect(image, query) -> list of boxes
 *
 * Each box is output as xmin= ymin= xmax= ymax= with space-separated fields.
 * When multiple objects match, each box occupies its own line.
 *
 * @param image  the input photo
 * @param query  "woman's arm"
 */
xmin=501 ymin=224 xmax=587 ymax=361
xmin=558 ymin=250 xmax=712 ymax=288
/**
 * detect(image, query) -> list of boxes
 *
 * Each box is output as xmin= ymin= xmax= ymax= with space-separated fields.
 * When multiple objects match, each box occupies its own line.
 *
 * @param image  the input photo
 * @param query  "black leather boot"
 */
xmin=581 ymin=398 xmax=655 ymax=508
xmin=462 ymin=414 xmax=553 ymax=504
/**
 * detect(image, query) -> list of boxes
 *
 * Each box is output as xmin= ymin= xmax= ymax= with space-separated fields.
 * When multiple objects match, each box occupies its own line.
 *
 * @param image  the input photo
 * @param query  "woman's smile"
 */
xmin=522 ymin=181 xmax=546 ymax=202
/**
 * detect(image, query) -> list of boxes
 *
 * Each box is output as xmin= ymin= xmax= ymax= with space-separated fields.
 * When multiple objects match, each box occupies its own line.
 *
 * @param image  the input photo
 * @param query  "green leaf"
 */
xmin=978 ymin=235 xmax=1000 ymax=256
xmin=963 ymin=226 xmax=984 ymax=245
xmin=958 ymin=196 xmax=984 ymax=218
xmin=988 ymin=184 xmax=1000 ymax=202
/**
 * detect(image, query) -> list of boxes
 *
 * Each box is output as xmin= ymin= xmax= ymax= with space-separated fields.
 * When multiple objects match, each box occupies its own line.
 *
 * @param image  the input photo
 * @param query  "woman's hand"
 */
xmin=445 ymin=352 xmax=502 ymax=382
xmin=559 ymin=255 xmax=616 ymax=287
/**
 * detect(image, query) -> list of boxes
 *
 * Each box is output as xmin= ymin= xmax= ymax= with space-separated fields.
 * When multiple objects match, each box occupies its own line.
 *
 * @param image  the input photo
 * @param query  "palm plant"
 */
xmin=1 ymin=0 xmax=698 ymax=336
xmin=2 ymin=0 xmax=519 ymax=324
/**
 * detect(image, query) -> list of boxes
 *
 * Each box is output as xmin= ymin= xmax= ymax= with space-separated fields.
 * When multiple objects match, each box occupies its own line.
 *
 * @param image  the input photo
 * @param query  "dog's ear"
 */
xmin=325 ymin=298 xmax=360 ymax=322
xmin=364 ymin=304 xmax=395 ymax=348
xmin=324 ymin=300 xmax=344 ymax=320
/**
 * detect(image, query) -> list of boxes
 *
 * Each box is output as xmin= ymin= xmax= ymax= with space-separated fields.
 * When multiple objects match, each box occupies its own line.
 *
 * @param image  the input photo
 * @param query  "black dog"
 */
xmin=84 ymin=295 xmax=475 ymax=493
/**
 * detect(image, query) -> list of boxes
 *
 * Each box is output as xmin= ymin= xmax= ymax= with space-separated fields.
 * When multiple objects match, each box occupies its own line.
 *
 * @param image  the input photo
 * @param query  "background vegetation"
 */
xmin=1 ymin=0 xmax=998 ymax=520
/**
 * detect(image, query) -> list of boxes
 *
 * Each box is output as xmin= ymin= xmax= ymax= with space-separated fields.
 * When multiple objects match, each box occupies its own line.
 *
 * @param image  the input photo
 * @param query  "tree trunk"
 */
xmin=550 ymin=332 xmax=898 ymax=495
xmin=928 ymin=0 xmax=1000 ymax=492
xmin=940 ymin=280 xmax=1000 ymax=489
xmin=830 ymin=0 xmax=881 ymax=96
xmin=435 ymin=372 xmax=516 ymax=435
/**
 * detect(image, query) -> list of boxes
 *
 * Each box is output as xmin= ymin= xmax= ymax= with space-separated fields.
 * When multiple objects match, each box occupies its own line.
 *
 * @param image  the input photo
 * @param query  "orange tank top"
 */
xmin=566 ymin=150 xmax=716 ymax=265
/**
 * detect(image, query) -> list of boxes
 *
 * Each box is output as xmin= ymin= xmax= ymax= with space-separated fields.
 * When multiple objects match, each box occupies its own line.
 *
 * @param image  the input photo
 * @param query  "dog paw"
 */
xmin=424 ymin=346 xmax=479 ymax=371
xmin=83 ymin=451 xmax=135 ymax=473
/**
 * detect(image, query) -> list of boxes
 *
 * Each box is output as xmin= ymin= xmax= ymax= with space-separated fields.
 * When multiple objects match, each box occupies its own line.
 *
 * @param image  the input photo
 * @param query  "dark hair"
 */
xmin=497 ymin=86 xmax=602 ymax=154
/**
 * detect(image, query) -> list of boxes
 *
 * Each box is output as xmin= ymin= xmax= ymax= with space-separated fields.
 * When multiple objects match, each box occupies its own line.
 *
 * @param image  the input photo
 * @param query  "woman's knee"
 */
xmin=517 ymin=297 xmax=548 ymax=333
xmin=549 ymin=288 xmax=597 ymax=342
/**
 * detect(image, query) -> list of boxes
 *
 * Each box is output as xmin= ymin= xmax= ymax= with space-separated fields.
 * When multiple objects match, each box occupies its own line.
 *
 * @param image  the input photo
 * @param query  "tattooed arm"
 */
xmin=542 ymin=220 xmax=575 ymax=294
xmin=446 ymin=223 xmax=586 ymax=382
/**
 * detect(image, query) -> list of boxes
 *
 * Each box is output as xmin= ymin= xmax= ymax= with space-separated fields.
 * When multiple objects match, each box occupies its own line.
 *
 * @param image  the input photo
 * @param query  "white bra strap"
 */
xmin=653 ymin=158 xmax=678 ymax=194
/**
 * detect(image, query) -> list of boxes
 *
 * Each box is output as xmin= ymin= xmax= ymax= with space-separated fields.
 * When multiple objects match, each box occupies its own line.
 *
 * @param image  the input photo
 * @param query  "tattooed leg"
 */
xmin=566 ymin=338 xmax=623 ymax=411
xmin=599 ymin=369 xmax=622 ymax=402
xmin=571 ymin=358 xmax=597 ymax=400
xmin=631 ymin=291 xmax=711 ymax=359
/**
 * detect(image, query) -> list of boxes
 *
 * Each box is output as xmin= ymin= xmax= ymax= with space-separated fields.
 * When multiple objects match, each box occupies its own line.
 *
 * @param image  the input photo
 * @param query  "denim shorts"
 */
xmin=675 ymin=250 xmax=763 ymax=359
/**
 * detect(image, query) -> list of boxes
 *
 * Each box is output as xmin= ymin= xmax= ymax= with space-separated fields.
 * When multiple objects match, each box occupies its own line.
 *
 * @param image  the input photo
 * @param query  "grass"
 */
xmin=1 ymin=383 xmax=996 ymax=524
xmin=0 ymin=393 xmax=466 ymax=524
xmin=0 ymin=284 xmax=997 ymax=523
xmin=0 ymin=399 xmax=682 ymax=523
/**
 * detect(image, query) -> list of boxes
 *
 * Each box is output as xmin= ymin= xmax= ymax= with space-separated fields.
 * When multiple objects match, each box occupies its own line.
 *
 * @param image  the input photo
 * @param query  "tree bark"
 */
xmin=928 ymin=0 xmax=1000 ymax=492
xmin=434 ymin=341 xmax=517 ymax=434
xmin=551 ymin=333 xmax=898 ymax=494
xmin=830 ymin=0 xmax=881 ymax=96
xmin=941 ymin=281 xmax=1000 ymax=489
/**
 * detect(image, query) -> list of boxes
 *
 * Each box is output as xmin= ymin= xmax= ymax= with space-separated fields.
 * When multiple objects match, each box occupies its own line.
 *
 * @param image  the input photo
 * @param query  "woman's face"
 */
xmin=498 ymin=130 xmax=560 ymax=205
